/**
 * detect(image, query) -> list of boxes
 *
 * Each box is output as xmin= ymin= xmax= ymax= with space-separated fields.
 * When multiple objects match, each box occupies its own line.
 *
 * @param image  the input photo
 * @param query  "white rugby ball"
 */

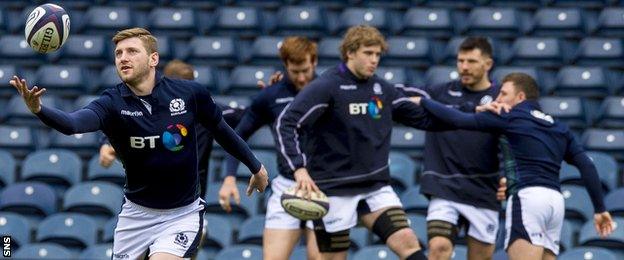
xmin=24 ymin=3 xmax=71 ymax=54
xmin=281 ymin=186 xmax=329 ymax=221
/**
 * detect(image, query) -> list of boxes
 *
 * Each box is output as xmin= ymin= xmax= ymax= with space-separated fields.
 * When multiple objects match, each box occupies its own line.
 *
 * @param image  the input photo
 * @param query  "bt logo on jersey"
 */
xmin=130 ymin=136 xmax=160 ymax=149
xmin=348 ymin=96 xmax=383 ymax=119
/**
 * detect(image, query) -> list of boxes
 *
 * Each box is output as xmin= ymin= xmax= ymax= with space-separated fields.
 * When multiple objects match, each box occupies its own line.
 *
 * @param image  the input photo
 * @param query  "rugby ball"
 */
xmin=24 ymin=3 xmax=71 ymax=54
xmin=281 ymin=186 xmax=329 ymax=220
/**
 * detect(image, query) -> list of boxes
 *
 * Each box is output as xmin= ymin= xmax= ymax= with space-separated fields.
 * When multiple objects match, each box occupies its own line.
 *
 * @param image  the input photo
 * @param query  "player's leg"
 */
xmin=360 ymin=186 xmax=425 ymax=260
xmin=149 ymin=199 xmax=206 ymax=259
xmin=305 ymin=227 xmax=322 ymax=260
xmin=454 ymin=202 xmax=498 ymax=260
xmin=112 ymin=199 xmax=158 ymax=260
xmin=425 ymin=198 xmax=462 ymax=260
xmin=541 ymin=249 xmax=556 ymax=260
xmin=507 ymin=239 xmax=544 ymax=260
xmin=313 ymin=194 xmax=361 ymax=260
xmin=466 ymin=237 xmax=495 ymax=260
xmin=150 ymin=252 xmax=186 ymax=260
xmin=263 ymin=229 xmax=302 ymax=260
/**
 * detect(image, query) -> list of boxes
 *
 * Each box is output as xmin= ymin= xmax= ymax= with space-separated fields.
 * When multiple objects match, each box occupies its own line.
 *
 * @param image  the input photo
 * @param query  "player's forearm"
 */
xmin=421 ymin=98 xmax=480 ymax=129
xmin=36 ymin=106 xmax=101 ymax=135
xmin=223 ymin=116 xmax=264 ymax=176
xmin=572 ymin=153 xmax=606 ymax=213
xmin=213 ymin=119 xmax=262 ymax=174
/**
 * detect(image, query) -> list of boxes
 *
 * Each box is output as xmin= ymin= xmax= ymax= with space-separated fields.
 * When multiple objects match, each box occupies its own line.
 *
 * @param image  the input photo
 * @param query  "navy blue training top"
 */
xmin=277 ymin=64 xmax=446 ymax=196
xmin=36 ymin=74 xmax=261 ymax=209
xmin=400 ymin=81 xmax=503 ymax=210
xmin=421 ymin=98 xmax=606 ymax=213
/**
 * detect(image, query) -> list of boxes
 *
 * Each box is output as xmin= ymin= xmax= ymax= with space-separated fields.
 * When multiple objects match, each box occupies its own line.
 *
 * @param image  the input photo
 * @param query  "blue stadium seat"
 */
xmin=400 ymin=8 xmax=454 ymax=38
xmin=214 ymin=245 xmax=263 ymax=260
xmin=593 ymin=8 xmax=624 ymax=37
xmin=204 ymin=183 xmax=261 ymax=228
xmin=275 ymin=6 xmax=326 ymax=38
xmin=390 ymin=127 xmax=425 ymax=159
xmin=73 ymin=95 xmax=99 ymax=110
xmin=489 ymin=0 xmax=541 ymax=9
xmin=291 ymin=246 xmax=307 ymax=260
xmin=560 ymin=219 xmax=577 ymax=251
xmin=574 ymin=38 xmax=624 ymax=67
xmin=147 ymin=7 xmax=198 ymax=38
xmin=213 ymin=95 xmax=251 ymax=111
xmin=561 ymin=184 xmax=594 ymax=224
xmin=154 ymin=36 xmax=173 ymax=64
xmin=247 ymin=126 xmax=276 ymax=150
xmin=560 ymin=151 xmax=618 ymax=192
xmin=192 ymin=65 xmax=222 ymax=93
xmin=79 ymin=243 xmax=113 ymax=260
xmin=210 ymin=7 xmax=263 ymax=38
xmin=352 ymin=245 xmax=399 ymax=260
xmin=492 ymin=249 xmax=508 ymax=260
xmin=36 ymin=213 xmax=98 ymax=250
xmin=359 ymin=0 xmax=412 ymax=9
xmin=248 ymin=36 xmax=283 ymax=66
xmin=96 ymin=65 xmax=121 ymax=94
xmin=605 ymin=188 xmax=624 ymax=216
xmin=0 ymin=149 xmax=15 ymax=188
xmin=237 ymin=216 xmax=264 ymax=245
xmin=388 ymin=152 xmax=418 ymax=194
xmin=578 ymin=217 xmax=624 ymax=249
xmin=187 ymin=36 xmax=240 ymax=67
xmin=86 ymin=154 xmax=125 ymax=187
xmin=0 ymin=212 xmax=31 ymax=249
xmin=538 ymin=97 xmax=587 ymax=129
xmin=375 ymin=67 xmax=411 ymax=86
xmin=221 ymin=150 xmax=278 ymax=183
xmin=0 ymin=65 xmax=20 ymax=98
xmin=57 ymin=35 xmax=108 ymax=68
xmin=505 ymin=37 xmax=566 ymax=67
xmin=350 ymin=226 xmax=370 ymax=250
xmin=318 ymin=37 xmax=342 ymax=66
xmin=425 ymin=66 xmax=459 ymax=86
xmin=0 ymin=35 xmax=46 ymax=66
xmin=21 ymin=149 xmax=82 ymax=195
xmin=531 ymin=8 xmax=585 ymax=38
xmin=203 ymin=214 xmax=233 ymax=258
xmin=451 ymin=245 xmax=468 ymax=259
xmin=582 ymin=129 xmax=624 ymax=161
xmin=559 ymin=246 xmax=618 ymax=260
xmin=463 ymin=8 xmax=528 ymax=38
xmin=336 ymin=8 xmax=391 ymax=35
xmin=407 ymin=214 xmax=428 ymax=246
xmin=0 ymin=126 xmax=36 ymax=158
xmin=491 ymin=66 xmax=553 ymax=94
xmin=549 ymin=0 xmax=610 ymax=8
xmin=168 ymin=0 xmax=221 ymax=9
xmin=63 ymin=181 xmax=124 ymax=224
xmin=0 ymin=182 xmax=58 ymax=223
xmin=232 ymin=0 xmax=283 ymax=8
xmin=400 ymin=186 xmax=429 ymax=215
xmin=596 ymin=97 xmax=624 ymax=128
xmin=33 ymin=65 xmax=88 ymax=97
xmin=102 ymin=217 xmax=116 ymax=243
xmin=13 ymin=243 xmax=74 ymax=259
xmin=554 ymin=67 xmax=612 ymax=98
xmin=228 ymin=66 xmax=276 ymax=96
xmin=297 ymin=0 xmax=349 ymax=9
xmin=82 ymin=6 xmax=134 ymax=36
xmin=4 ymin=95 xmax=63 ymax=128
xmin=384 ymin=37 xmax=436 ymax=68
xmin=48 ymin=131 xmax=100 ymax=158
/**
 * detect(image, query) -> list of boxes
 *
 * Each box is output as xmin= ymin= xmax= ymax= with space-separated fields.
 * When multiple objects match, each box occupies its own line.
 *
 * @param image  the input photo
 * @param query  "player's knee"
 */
xmin=371 ymin=207 xmax=410 ymax=243
xmin=314 ymin=228 xmax=350 ymax=253
xmin=428 ymin=236 xmax=453 ymax=255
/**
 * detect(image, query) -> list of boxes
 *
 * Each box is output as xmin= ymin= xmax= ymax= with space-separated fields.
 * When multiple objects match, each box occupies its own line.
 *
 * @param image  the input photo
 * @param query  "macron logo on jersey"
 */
xmin=340 ymin=85 xmax=357 ymax=90
xmin=121 ymin=110 xmax=143 ymax=117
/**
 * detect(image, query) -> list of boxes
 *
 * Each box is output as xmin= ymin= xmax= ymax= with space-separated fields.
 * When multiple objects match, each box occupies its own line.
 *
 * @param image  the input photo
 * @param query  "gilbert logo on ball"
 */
xmin=25 ymin=3 xmax=70 ymax=54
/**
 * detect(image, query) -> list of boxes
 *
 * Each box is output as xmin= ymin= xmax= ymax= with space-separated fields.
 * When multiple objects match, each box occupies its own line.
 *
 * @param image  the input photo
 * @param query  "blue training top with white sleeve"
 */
xmin=420 ymin=98 xmax=606 ymax=213
xmin=277 ymin=63 xmax=448 ymax=196
xmin=35 ymin=73 xmax=261 ymax=209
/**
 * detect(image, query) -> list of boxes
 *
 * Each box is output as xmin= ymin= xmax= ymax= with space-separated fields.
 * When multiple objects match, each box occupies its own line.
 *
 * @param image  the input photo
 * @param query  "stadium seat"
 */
xmin=336 ymin=8 xmax=391 ymax=35
xmin=593 ymin=8 xmax=624 ymax=37
xmin=57 ymin=35 xmax=108 ymax=68
xmin=297 ymin=0 xmax=349 ymax=9
xmin=86 ymin=154 xmax=125 ymax=187
xmin=0 ymin=182 xmax=58 ymax=223
xmin=318 ymin=37 xmax=342 ymax=66
xmin=48 ymin=131 xmax=100 ymax=158
xmin=214 ymin=244 xmax=263 ymax=260
xmin=73 ymin=95 xmax=99 ymax=110
xmin=147 ymin=7 xmax=197 ymax=38
xmin=274 ymin=6 xmax=326 ymax=38
xmin=531 ymin=8 xmax=585 ymax=38
xmin=228 ymin=66 xmax=276 ymax=96
xmin=4 ymin=95 xmax=63 ymax=128
xmin=187 ymin=36 xmax=240 ymax=67
xmin=560 ymin=151 xmax=618 ymax=192
xmin=210 ymin=7 xmax=264 ymax=38
xmin=204 ymin=183 xmax=261 ymax=228
xmin=560 ymin=219 xmax=577 ymax=251
xmin=550 ymin=0 xmax=610 ymax=8
xmin=384 ymin=37 xmax=436 ymax=68
xmin=390 ymin=127 xmax=425 ymax=159
xmin=102 ymin=217 xmax=116 ymax=243
xmin=247 ymin=126 xmax=275 ymax=150
xmin=82 ymin=6 xmax=134 ymax=36
xmin=605 ymin=188 xmax=624 ymax=216
xmin=559 ymin=246 xmax=618 ymax=260
xmin=154 ymin=35 xmax=174 ymax=64
xmin=21 ymin=149 xmax=82 ymax=195
xmin=96 ymin=65 xmax=121 ymax=94
xmin=203 ymin=214 xmax=233 ymax=258
xmin=561 ymin=184 xmax=594 ymax=224
xmin=582 ymin=129 xmax=624 ymax=161
xmin=595 ymin=97 xmax=624 ymax=128
xmin=553 ymin=66 xmax=612 ymax=98
xmin=33 ymin=65 xmax=88 ymax=97
xmin=407 ymin=214 xmax=428 ymax=246
xmin=400 ymin=8 xmax=454 ymax=38
xmin=0 ymin=64 xmax=20 ymax=98
xmin=0 ymin=149 xmax=15 ymax=188
xmin=0 ymin=126 xmax=36 ymax=158
xmin=574 ymin=38 xmax=624 ymax=67
xmin=491 ymin=66 xmax=554 ymax=94
xmin=248 ymin=36 xmax=283 ymax=66
xmin=538 ymin=96 xmax=587 ymax=129
xmin=578 ymin=217 xmax=624 ymax=249
xmin=221 ymin=150 xmax=278 ymax=182
xmin=425 ymin=66 xmax=459 ymax=86
xmin=79 ymin=243 xmax=113 ymax=260
xmin=36 ymin=212 xmax=98 ymax=250
xmin=350 ymin=226 xmax=370 ymax=250
xmin=13 ymin=243 xmax=74 ymax=259
xmin=168 ymin=0 xmax=221 ymax=9
xmin=400 ymin=186 xmax=429 ymax=215
xmin=451 ymin=245 xmax=468 ymax=259
xmin=291 ymin=246 xmax=307 ymax=260
xmin=62 ymin=181 xmax=124 ymax=224
xmin=463 ymin=8 xmax=528 ymax=38
xmin=375 ymin=67 xmax=411 ymax=86
xmin=0 ymin=35 xmax=45 ymax=66
xmin=505 ymin=37 xmax=567 ymax=68
xmin=0 ymin=212 xmax=31 ymax=249
xmin=388 ymin=152 xmax=418 ymax=194
xmin=232 ymin=0 xmax=283 ymax=8
xmin=492 ymin=249 xmax=508 ymax=260
xmin=352 ymin=245 xmax=399 ymax=260
xmin=192 ymin=65 xmax=223 ymax=93
xmin=237 ymin=216 xmax=264 ymax=245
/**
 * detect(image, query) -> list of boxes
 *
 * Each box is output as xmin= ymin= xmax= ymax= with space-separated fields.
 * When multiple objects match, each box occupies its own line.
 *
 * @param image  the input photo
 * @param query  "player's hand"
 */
xmin=247 ymin=165 xmax=269 ymax=196
xmin=409 ymin=96 xmax=422 ymax=105
xmin=98 ymin=144 xmax=117 ymax=168
xmin=218 ymin=176 xmax=240 ymax=213
xmin=257 ymin=71 xmax=283 ymax=89
xmin=496 ymin=177 xmax=507 ymax=201
xmin=481 ymin=102 xmax=511 ymax=115
xmin=594 ymin=211 xmax=614 ymax=238
xmin=9 ymin=75 xmax=45 ymax=113
xmin=294 ymin=167 xmax=320 ymax=200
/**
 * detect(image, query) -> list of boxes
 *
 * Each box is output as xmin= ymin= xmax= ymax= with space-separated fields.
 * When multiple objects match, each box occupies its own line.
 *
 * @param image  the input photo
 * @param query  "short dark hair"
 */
xmin=502 ymin=73 xmax=540 ymax=100
xmin=163 ymin=59 xmax=194 ymax=80
xmin=458 ymin=37 xmax=492 ymax=58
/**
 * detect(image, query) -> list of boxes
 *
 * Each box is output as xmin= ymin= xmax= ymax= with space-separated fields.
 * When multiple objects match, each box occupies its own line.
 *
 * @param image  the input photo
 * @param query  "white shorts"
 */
xmin=504 ymin=187 xmax=564 ymax=255
xmin=309 ymin=185 xmax=403 ymax=233
xmin=426 ymin=197 xmax=499 ymax=244
xmin=112 ymin=197 xmax=205 ymax=259
xmin=265 ymin=175 xmax=313 ymax=229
